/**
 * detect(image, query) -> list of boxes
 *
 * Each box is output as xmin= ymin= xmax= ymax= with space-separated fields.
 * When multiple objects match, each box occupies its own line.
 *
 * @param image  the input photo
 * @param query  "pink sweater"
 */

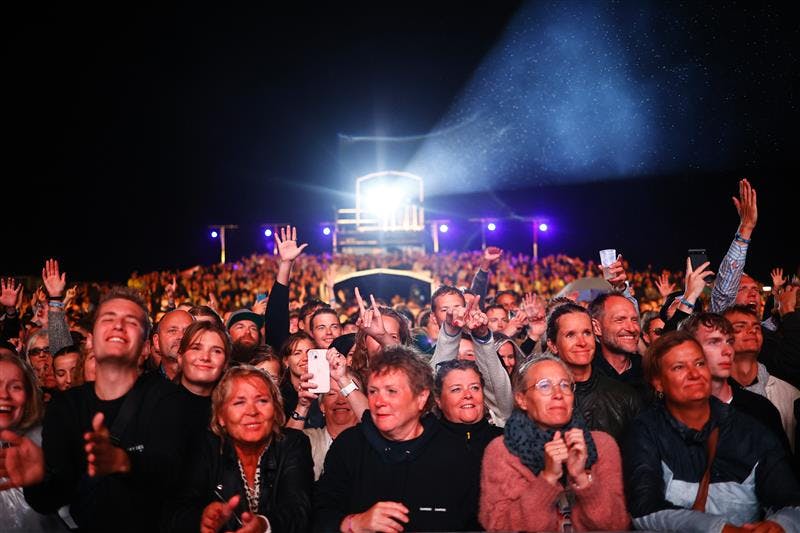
xmin=479 ymin=431 xmax=630 ymax=532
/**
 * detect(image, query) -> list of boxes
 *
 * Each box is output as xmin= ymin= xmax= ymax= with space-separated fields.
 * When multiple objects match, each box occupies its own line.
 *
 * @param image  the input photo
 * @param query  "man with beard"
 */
xmin=225 ymin=309 xmax=263 ymax=363
xmin=152 ymin=309 xmax=193 ymax=379
xmin=546 ymin=302 xmax=641 ymax=442
xmin=590 ymin=293 xmax=651 ymax=401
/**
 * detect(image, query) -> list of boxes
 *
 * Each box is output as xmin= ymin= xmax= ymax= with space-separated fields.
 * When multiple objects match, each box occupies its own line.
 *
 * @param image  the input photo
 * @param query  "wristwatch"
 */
xmin=290 ymin=411 xmax=307 ymax=421
xmin=340 ymin=380 xmax=359 ymax=397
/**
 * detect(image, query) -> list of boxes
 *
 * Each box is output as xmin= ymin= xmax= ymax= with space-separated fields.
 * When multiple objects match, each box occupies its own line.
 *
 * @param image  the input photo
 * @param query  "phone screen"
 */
xmin=307 ymin=349 xmax=331 ymax=394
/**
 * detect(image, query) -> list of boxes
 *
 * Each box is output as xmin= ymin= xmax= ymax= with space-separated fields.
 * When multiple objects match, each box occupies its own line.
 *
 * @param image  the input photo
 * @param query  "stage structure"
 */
xmin=334 ymin=171 xmax=426 ymax=254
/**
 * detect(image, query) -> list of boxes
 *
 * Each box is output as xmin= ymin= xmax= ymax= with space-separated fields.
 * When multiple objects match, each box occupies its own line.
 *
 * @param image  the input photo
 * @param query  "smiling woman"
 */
xmin=624 ymin=331 xmax=800 ymax=532
xmin=479 ymin=354 xmax=629 ymax=532
xmin=165 ymin=365 xmax=314 ymax=533
xmin=0 ymin=353 xmax=65 ymax=531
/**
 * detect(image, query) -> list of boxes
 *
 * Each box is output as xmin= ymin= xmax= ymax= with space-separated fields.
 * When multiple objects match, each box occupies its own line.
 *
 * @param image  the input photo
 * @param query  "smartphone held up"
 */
xmin=307 ymin=349 xmax=331 ymax=394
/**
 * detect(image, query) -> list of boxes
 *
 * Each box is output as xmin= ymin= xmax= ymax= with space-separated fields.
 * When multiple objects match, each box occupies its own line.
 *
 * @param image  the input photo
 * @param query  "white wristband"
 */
xmin=340 ymin=380 xmax=359 ymax=397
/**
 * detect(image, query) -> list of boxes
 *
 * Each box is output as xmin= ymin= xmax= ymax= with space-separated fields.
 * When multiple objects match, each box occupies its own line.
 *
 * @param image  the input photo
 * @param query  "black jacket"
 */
xmin=623 ymin=398 xmax=800 ymax=531
xmin=761 ymin=310 xmax=800 ymax=390
xmin=24 ymin=372 xmax=192 ymax=533
xmin=438 ymin=416 xmax=503 ymax=460
xmin=575 ymin=370 xmax=642 ymax=442
xmin=164 ymin=429 xmax=313 ymax=533
xmin=314 ymin=412 xmax=480 ymax=532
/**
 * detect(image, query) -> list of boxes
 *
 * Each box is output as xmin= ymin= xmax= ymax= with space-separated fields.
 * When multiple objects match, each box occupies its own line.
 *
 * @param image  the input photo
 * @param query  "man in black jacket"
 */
xmin=546 ymin=302 xmax=642 ymax=442
xmin=1 ymin=287 xmax=192 ymax=532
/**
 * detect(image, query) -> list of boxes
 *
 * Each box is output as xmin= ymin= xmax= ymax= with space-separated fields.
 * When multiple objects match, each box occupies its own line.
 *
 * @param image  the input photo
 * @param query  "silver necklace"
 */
xmin=237 ymin=448 xmax=267 ymax=514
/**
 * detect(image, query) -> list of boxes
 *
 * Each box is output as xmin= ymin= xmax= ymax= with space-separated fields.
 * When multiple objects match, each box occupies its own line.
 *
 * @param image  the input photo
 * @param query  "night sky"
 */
xmin=4 ymin=2 xmax=798 ymax=283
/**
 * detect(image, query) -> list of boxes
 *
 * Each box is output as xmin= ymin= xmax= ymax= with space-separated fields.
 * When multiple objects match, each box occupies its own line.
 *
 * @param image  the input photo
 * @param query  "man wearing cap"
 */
xmin=226 ymin=309 xmax=263 ymax=364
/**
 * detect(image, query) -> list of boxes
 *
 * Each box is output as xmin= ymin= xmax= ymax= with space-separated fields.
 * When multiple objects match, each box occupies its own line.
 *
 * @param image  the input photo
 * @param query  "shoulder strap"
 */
xmin=691 ymin=426 xmax=720 ymax=511
xmin=108 ymin=377 xmax=147 ymax=446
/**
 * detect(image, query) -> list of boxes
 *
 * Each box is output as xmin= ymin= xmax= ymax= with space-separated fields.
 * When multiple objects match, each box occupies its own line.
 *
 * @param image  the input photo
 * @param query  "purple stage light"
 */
xmin=539 ymin=223 xmax=548 ymax=232
xmin=210 ymin=230 xmax=218 ymax=238
xmin=322 ymin=226 xmax=331 ymax=236
xmin=487 ymin=222 xmax=496 ymax=231
xmin=439 ymin=224 xmax=449 ymax=233
xmin=264 ymin=228 xmax=273 ymax=237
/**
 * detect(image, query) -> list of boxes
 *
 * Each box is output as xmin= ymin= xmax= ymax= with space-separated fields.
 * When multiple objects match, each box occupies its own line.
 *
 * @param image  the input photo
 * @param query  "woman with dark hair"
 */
xmin=434 ymin=359 xmax=502 ymax=457
xmin=480 ymin=354 xmax=629 ymax=531
xmin=314 ymin=346 xmax=481 ymax=532
xmin=165 ymin=365 xmax=313 ymax=533
xmin=624 ymin=331 xmax=800 ymax=532
xmin=349 ymin=288 xmax=411 ymax=375
xmin=0 ymin=353 xmax=66 ymax=531
xmin=493 ymin=332 xmax=525 ymax=376
xmin=278 ymin=332 xmax=324 ymax=428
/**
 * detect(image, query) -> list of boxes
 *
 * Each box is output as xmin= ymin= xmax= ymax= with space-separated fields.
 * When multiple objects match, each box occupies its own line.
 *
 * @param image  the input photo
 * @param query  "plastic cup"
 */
xmin=599 ymin=249 xmax=617 ymax=280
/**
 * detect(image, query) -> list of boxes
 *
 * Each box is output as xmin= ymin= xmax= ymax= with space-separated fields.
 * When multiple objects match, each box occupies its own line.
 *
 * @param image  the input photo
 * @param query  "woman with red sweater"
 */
xmin=479 ymin=354 xmax=630 ymax=532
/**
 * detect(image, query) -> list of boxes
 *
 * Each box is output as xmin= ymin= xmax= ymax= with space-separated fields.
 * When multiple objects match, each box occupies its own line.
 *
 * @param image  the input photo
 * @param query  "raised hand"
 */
xmin=355 ymin=288 xmax=388 ymax=342
xmin=682 ymin=257 xmax=715 ymax=306
xmin=605 ymin=255 xmax=629 ymax=291
xmin=0 ymin=278 xmax=23 ymax=309
xmin=732 ymin=178 xmax=758 ymax=238
xmin=771 ymin=268 xmax=786 ymax=292
xmin=777 ymin=285 xmax=798 ymax=317
xmin=296 ymin=372 xmax=319 ymax=407
xmin=63 ymin=285 xmax=78 ymax=307
xmin=275 ymin=225 xmax=308 ymax=263
xmin=542 ymin=430 xmax=568 ymax=486
xmin=42 ymin=259 xmax=66 ymax=298
xmin=654 ymin=272 xmax=676 ymax=299
xmin=522 ymin=293 xmax=546 ymax=340
xmin=464 ymin=296 xmax=489 ymax=337
xmin=0 ymin=429 xmax=45 ymax=490
xmin=480 ymin=246 xmax=503 ymax=271
xmin=347 ymin=501 xmax=410 ymax=533
xmin=251 ymin=297 xmax=268 ymax=316
xmin=207 ymin=292 xmax=219 ymax=312
xmin=84 ymin=413 xmax=131 ymax=477
xmin=502 ymin=308 xmax=528 ymax=337
xmin=447 ymin=294 xmax=476 ymax=331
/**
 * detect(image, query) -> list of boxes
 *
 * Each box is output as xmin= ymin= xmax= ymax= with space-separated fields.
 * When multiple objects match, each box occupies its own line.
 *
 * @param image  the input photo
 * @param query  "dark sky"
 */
xmin=4 ymin=2 xmax=798 ymax=283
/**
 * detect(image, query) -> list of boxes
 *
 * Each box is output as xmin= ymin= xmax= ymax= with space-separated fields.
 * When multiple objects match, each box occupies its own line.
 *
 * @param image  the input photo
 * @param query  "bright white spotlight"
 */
xmin=487 ymin=222 xmax=497 ymax=231
xmin=264 ymin=228 xmax=273 ymax=237
xmin=322 ymin=227 xmax=331 ymax=236
xmin=539 ymin=223 xmax=548 ymax=232
xmin=364 ymin=184 xmax=406 ymax=215
xmin=210 ymin=230 xmax=218 ymax=238
xmin=439 ymin=224 xmax=449 ymax=233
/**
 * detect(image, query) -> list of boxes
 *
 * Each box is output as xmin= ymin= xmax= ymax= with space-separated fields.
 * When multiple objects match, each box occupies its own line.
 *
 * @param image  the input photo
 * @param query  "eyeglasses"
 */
xmin=28 ymin=347 xmax=51 ymax=357
xmin=526 ymin=378 xmax=575 ymax=396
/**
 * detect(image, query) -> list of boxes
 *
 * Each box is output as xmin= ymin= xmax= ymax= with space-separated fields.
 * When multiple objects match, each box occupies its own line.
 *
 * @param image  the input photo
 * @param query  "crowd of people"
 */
xmin=1 ymin=178 xmax=800 ymax=532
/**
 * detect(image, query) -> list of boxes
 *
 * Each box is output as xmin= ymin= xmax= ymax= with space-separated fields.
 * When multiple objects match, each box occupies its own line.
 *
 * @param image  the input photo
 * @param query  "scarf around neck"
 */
xmin=503 ymin=408 xmax=598 ymax=476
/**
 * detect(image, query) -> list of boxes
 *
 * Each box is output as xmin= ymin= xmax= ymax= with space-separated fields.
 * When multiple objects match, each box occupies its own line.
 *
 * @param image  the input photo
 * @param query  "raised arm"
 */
xmin=470 ymin=247 xmax=501 ymax=309
xmin=468 ymin=298 xmax=513 ymax=423
xmin=266 ymin=225 xmax=307 ymax=350
xmin=711 ymin=178 xmax=757 ymax=313
xmin=42 ymin=259 xmax=73 ymax=354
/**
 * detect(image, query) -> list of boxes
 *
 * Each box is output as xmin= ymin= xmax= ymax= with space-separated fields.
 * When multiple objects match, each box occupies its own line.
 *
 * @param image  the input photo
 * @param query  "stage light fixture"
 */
xmin=210 ymin=231 xmax=218 ymax=238
xmin=539 ymin=223 xmax=548 ymax=232
xmin=439 ymin=224 xmax=449 ymax=233
xmin=487 ymin=222 xmax=497 ymax=231
xmin=264 ymin=228 xmax=273 ymax=237
xmin=322 ymin=226 xmax=331 ymax=236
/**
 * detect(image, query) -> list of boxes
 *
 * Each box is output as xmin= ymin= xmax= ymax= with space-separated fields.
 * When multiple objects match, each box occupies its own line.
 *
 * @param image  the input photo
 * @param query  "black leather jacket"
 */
xmin=574 ymin=369 xmax=643 ymax=442
xmin=164 ymin=429 xmax=314 ymax=533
